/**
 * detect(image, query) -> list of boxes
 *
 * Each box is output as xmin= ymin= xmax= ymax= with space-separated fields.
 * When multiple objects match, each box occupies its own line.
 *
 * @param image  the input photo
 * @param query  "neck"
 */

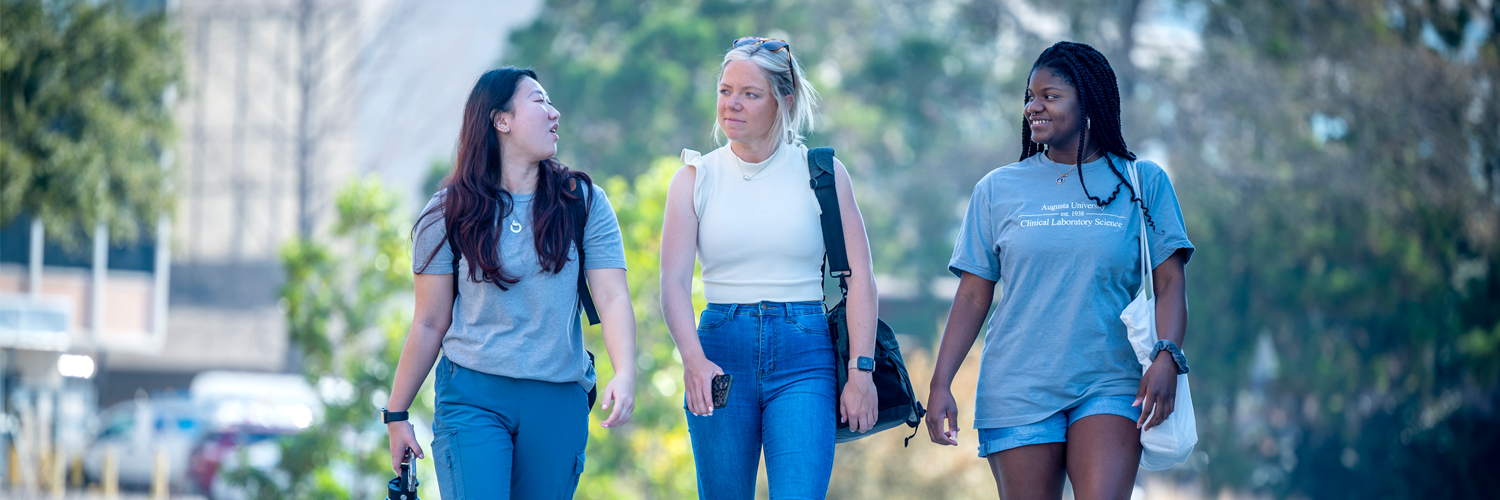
xmin=1045 ymin=141 xmax=1102 ymax=165
xmin=499 ymin=150 xmax=541 ymax=194
xmin=729 ymin=136 xmax=779 ymax=163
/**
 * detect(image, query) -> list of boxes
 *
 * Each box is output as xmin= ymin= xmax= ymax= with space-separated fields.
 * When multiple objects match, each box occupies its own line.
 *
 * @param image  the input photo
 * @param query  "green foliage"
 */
xmin=576 ymin=158 xmax=704 ymax=499
xmin=1157 ymin=1 xmax=1500 ymax=497
xmin=229 ymin=176 xmax=430 ymax=499
xmin=507 ymin=0 xmax=1500 ymax=497
xmin=0 ymin=0 xmax=181 ymax=244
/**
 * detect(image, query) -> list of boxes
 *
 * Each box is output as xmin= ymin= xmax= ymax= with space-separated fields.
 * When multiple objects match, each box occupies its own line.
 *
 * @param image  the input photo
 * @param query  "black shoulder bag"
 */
xmin=445 ymin=177 xmax=602 ymax=407
xmin=807 ymin=147 xmax=926 ymax=446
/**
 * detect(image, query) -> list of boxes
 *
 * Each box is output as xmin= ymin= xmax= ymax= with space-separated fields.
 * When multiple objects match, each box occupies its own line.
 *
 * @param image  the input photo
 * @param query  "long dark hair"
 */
xmin=416 ymin=67 xmax=591 ymax=290
xmin=1021 ymin=41 xmax=1155 ymax=230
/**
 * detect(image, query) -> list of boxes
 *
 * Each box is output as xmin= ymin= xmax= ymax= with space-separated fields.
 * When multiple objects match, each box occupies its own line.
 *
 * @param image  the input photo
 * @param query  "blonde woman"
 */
xmin=659 ymin=37 xmax=880 ymax=499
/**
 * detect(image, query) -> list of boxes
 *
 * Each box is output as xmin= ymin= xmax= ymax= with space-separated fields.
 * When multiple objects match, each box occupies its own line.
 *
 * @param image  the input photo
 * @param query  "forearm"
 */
xmin=660 ymin=280 xmax=706 ymax=361
xmin=598 ymin=291 xmax=637 ymax=381
xmin=386 ymin=323 xmax=445 ymax=412
xmin=844 ymin=274 xmax=878 ymax=361
xmin=931 ymin=284 xmax=991 ymax=390
xmin=1153 ymin=274 xmax=1187 ymax=348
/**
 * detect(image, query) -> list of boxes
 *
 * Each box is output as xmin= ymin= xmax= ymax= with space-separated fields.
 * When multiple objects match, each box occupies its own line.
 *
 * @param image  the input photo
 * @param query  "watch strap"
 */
xmin=382 ymin=408 xmax=409 ymax=424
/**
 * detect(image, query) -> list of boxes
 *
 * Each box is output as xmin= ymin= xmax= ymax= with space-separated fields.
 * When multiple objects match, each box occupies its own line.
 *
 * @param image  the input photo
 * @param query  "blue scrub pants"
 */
xmin=430 ymin=356 xmax=589 ymax=499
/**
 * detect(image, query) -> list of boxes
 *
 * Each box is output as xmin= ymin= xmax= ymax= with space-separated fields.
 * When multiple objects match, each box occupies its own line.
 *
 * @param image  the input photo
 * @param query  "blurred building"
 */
xmin=100 ymin=0 xmax=363 ymax=404
xmin=1 ymin=0 xmax=540 ymax=490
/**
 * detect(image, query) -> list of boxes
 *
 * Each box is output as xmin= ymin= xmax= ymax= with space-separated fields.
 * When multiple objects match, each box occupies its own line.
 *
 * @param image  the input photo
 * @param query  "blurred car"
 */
xmin=82 ymin=371 xmax=320 ymax=495
xmin=186 ymin=371 xmax=320 ymax=498
xmin=81 ymin=396 xmax=204 ymax=491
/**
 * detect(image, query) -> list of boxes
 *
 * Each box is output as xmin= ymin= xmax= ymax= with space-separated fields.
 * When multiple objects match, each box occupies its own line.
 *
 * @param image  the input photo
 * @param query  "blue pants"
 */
xmin=687 ymin=301 xmax=838 ymax=500
xmin=430 ymin=356 xmax=589 ymax=499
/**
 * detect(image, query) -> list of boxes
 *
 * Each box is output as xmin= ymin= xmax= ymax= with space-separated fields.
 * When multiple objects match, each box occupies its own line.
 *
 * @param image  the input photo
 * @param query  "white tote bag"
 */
xmin=1118 ymin=161 xmax=1197 ymax=471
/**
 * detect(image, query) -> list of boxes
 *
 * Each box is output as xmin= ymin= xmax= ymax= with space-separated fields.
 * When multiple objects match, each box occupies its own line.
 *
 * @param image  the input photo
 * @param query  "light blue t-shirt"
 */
xmin=412 ymin=184 xmax=626 ymax=391
xmin=948 ymin=153 xmax=1194 ymax=429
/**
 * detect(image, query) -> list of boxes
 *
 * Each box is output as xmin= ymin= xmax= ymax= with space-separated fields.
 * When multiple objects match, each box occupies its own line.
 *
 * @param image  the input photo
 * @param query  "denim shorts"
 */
xmin=976 ymin=394 xmax=1142 ymax=457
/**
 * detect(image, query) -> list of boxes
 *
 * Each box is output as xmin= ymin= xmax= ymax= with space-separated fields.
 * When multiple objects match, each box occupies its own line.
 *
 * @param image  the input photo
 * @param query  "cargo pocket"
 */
xmin=569 ymin=450 xmax=587 ymax=494
xmin=431 ymin=431 xmax=464 ymax=500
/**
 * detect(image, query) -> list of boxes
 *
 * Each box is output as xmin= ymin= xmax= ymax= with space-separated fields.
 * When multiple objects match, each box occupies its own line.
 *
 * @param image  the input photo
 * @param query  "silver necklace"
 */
xmin=1045 ymin=149 xmax=1103 ymax=184
xmin=509 ymin=219 xmax=522 ymax=233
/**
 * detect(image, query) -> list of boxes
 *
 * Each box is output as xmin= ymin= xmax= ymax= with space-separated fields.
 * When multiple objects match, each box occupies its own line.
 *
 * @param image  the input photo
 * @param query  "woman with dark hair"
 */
xmin=926 ymin=41 xmax=1194 ymax=499
xmin=660 ymin=37 xmax=879 ymax=499
xmin=383 ymin=67 xmax=636 ymax=498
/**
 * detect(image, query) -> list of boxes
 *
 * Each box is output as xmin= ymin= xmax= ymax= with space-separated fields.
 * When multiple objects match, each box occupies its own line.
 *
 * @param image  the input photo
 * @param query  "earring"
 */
xmin=499 ymin=127 xmax=509 ymax=133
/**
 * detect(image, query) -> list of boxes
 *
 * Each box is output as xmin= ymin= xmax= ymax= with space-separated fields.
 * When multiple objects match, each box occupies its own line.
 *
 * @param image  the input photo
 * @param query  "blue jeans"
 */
xmin=430 ymin=356 xmax=589 ymax=499
xmin=687 ymin=301 xmax=838 ymax=500
xmin=976 ymin=394 xmax=1143 ymax=457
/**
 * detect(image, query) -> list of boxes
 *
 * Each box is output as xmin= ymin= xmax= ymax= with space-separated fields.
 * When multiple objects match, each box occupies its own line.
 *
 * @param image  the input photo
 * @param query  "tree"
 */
xmin=224 ymin=176 xmax=424 ymax=500
xmin=0 ymin=0 xmax=181 ymax=243
xmin=1159 ymin=1 xmax=1500 ymax=497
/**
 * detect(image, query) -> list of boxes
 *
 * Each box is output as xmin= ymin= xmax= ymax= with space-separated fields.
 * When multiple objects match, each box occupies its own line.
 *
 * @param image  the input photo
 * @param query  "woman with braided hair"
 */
xmin=926 ymin=41 xmax=1195 ymax=499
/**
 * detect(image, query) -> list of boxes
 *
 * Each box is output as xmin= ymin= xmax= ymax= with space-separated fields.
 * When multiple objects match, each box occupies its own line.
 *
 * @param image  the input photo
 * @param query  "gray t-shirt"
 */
xmin=948 ymin=153 xmax=1194 ymax=429
xmin=412 ymin=184 xmax=626 ymax=391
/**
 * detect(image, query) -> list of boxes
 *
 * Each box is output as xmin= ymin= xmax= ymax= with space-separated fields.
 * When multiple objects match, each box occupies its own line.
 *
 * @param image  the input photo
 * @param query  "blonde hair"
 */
xmin=714 ymin=41 xmax=819 ymax=146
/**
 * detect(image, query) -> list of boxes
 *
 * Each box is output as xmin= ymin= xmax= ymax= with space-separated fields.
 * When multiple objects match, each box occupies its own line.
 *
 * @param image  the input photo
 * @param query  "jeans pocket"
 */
xmin=789 ymin=312 xmax=831 ymax=336
xmin=432 ymin=431 xmax=464 ymax=500
xmin=698 ymin=308 xmax=732 ymax=332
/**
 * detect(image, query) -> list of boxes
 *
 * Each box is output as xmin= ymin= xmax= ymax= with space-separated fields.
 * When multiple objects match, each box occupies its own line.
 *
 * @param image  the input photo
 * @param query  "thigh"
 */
xmin=431 ymin=399 xmax=515 ymax=500
xmin=687 ymin=404 xmax=762 ymax=500
xmin=511 ymin=379 xmax=591 ymax=500
xmin=988 ymin=442 xmax=1067 ymax=500
xmin=1064 ymin=414 xmax=1141 ymax=500
xmin=761 ymin=313 xmax=837 ymax=500
xmin=688 ymin=307 xmax=763 ymax=500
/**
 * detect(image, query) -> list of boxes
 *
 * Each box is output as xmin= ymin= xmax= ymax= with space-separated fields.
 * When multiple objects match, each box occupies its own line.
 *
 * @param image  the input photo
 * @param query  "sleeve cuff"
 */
xmin=948 ymin=261 xmax=999 ymax=282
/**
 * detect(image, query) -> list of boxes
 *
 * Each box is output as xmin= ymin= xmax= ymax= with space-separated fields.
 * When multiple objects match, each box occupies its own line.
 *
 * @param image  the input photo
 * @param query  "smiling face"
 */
xmin=495 ymin=77 xmax=561 ymax=161
xmin=1024 ymin=66 xmax=1085 ymax=149
xmin=717 ymin=60 xmax=784 ymax=145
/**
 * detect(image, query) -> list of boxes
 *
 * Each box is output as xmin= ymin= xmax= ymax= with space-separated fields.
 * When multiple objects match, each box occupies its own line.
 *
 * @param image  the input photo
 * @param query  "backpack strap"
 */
xmin=568 ymin=177 xmax=602 ymax=326
xmin=807 ymin=147 xmax=850 ymax=293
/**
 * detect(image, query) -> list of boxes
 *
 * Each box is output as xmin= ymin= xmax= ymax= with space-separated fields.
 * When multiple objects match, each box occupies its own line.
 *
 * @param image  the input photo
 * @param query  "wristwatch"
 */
xmin=850 ymin=356 xmax=875 ymax=373
xmin=382 ymin=407 xmax=409 ymax=424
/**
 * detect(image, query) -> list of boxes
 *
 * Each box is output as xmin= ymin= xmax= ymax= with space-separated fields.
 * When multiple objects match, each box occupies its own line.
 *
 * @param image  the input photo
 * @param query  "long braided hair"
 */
xmin=1021 ymin=41 xmax=1155 ymax=230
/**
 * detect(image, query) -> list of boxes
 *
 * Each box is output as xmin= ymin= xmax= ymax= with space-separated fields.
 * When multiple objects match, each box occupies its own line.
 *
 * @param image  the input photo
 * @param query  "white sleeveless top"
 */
xmin=683 ymin=143 xmax=826 ymax=304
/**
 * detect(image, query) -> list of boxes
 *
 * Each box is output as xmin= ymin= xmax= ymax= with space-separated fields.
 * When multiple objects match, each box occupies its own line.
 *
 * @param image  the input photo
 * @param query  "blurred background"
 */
xmin=1 ymin=0 xmax=1496 ymax=498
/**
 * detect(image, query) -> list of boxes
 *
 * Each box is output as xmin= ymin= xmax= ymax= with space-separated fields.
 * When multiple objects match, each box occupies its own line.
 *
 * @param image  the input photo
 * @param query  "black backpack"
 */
xmin=806 ymin=147 xmax=926 ymax=446
xmin=445 ymin=177 xmax=601 ymax=407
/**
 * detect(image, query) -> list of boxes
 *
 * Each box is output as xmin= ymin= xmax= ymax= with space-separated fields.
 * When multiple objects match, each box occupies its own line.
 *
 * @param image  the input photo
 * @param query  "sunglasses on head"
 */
xmin=730 ymin=37 xmax=797 ymax=90
xmin=732 ymin=36 xmax=790 ymax=52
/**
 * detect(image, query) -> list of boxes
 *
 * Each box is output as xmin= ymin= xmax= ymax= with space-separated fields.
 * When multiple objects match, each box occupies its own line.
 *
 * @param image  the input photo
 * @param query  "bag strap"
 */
xmin=445 ymin=181 xmax=602 ymax=326
xmin=1127 ymin=160 xmax=1153 ymax=300
xmin=568 ymin=177 xmax=602 ymax=325
xmin=806 ymin=147 xmax=850 ymax=294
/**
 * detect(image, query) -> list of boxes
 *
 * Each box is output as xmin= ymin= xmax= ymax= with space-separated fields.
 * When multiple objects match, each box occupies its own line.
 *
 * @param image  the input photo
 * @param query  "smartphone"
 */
xmin=711 ymin=374 xmax=733 ymax=409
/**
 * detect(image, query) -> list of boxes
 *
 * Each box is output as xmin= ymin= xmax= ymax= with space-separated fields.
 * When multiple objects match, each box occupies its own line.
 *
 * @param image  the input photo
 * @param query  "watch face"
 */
xmin=858 ymin=356 xmax=875 ymax=371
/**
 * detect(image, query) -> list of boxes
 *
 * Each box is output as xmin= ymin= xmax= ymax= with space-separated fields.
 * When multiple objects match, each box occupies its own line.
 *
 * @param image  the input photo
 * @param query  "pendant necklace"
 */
xmin=510 ymin=220 xmax=522 ymax=233
xmin=735 ymin=147 xmax=774 ymax=181
xmin=1047 ymin=149 xmax=1103 ymax=184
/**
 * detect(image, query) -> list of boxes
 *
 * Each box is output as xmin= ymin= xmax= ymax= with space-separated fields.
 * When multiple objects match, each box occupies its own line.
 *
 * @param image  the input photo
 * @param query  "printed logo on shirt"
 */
xmin=1017 ymin=201 xmax=1126 ymax=229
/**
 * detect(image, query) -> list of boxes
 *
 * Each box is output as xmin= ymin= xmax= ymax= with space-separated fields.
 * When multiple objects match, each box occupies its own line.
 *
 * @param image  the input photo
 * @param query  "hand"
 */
xmin=683 ymin=356 xmax=724 ymax=417
xmin=598 ymin=374 xmax=636 ymax=428
xmin=840 ymin=371 xmax=879 ymax=433
xmin=387 ymin=420 xmax=424 ymax=473
xmin=1134 ymin=352 xmax=1180 ymax=431
xmin=925 ymin=385 xmax=961 ymax=446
